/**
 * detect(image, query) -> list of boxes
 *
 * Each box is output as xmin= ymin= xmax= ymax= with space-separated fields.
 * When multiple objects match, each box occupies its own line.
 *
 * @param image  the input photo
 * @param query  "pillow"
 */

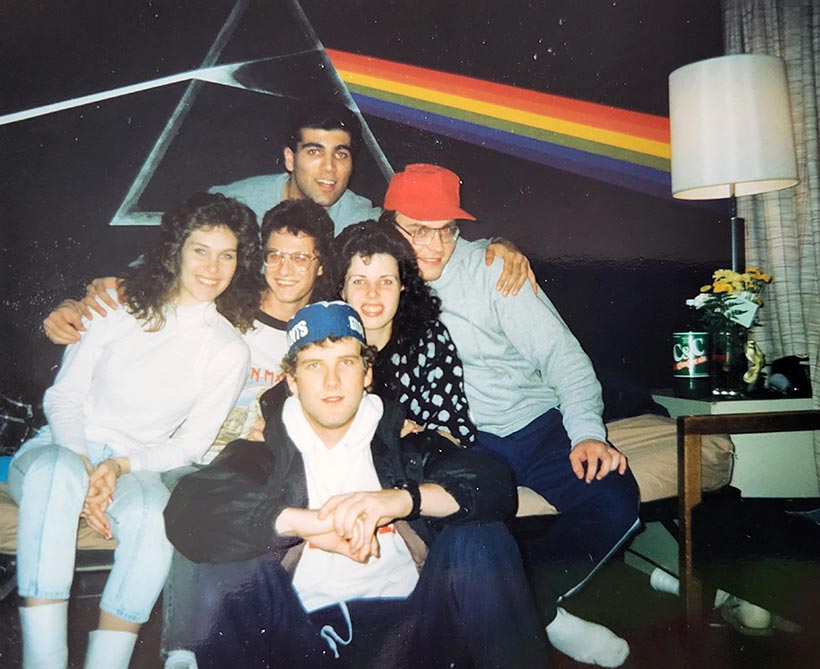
xmin=515 ymin=413 xmax=734 ymax=516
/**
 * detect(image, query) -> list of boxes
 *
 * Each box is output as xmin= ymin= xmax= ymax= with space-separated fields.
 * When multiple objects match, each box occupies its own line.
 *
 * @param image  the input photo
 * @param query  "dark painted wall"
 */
xmin=0 ymin=0 xmax=725 ymax=409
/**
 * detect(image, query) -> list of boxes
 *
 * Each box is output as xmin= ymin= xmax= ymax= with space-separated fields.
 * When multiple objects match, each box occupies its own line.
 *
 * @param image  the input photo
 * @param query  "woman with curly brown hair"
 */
xmin=9 ymin=192 xmax=258 ymax=669
xmin=333 ymin=217 xmax=476 ymax=445
xmin=122 ymin=192 xmax=261 ymax=333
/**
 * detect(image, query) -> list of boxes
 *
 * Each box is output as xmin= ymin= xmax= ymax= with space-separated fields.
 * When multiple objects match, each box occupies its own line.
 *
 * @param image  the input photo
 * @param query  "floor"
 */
xmin=1 ymin=554 xmax=818 ymax=669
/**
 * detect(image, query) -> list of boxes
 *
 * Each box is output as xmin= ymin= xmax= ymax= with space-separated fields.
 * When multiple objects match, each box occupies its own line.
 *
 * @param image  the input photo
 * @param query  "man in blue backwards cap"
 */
xmin=164 ymin=301 xmax=548 ymax=668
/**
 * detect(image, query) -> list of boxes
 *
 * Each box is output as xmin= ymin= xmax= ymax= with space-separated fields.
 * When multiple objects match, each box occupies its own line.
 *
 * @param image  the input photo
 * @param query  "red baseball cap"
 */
xmin=384 ymin=164 xmax=476 ymax=221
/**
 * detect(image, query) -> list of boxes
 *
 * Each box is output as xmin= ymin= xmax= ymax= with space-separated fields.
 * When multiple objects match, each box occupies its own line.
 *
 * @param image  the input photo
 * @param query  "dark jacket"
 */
xmin=164 ymin=384 xmax=517 ymax=564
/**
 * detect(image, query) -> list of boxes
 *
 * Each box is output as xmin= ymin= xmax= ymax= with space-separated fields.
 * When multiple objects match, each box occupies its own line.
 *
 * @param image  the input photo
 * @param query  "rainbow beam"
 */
xmin=326 ymin=49 xmax=672 ymax=199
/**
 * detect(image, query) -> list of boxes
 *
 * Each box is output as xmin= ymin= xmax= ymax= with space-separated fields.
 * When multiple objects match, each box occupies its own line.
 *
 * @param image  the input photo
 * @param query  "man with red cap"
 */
xmin=383 ymin=163 xmax=640 ymax=668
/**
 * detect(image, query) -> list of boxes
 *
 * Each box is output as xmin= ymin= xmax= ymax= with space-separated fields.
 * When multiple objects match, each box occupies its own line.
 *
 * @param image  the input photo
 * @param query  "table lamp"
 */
xmin=668 ymin=54 xmax=798 ymax=272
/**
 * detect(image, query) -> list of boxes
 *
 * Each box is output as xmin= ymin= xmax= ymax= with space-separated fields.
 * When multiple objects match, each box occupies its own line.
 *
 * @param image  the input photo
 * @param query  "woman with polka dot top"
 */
xmin=333 ymin=219 xmax=476 ymax=445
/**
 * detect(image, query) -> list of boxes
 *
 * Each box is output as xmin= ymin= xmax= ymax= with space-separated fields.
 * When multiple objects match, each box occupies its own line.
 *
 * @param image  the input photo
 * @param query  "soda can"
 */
xmin=672 ymin=331 xmax=711 ymax=398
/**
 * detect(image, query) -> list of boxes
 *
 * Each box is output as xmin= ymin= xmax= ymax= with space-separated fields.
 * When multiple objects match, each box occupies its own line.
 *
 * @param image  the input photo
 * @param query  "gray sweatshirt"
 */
xmin=430 ymin=239 xmax=605 ymax=445
xmin=209 ymin=173 xmax=382 ymax=234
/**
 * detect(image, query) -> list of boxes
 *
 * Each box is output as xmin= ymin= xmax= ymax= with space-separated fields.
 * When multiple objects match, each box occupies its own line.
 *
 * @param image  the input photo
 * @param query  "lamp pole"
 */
xmin=669 ymin=55 xmax=798 ymax=275
xmin=729 ymin=189 xmax=745 ymax=274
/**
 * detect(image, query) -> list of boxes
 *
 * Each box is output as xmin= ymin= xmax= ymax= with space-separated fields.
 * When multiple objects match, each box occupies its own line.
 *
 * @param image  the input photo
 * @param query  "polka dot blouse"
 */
xmin=373 ymin=319 xmax=476 ymax=445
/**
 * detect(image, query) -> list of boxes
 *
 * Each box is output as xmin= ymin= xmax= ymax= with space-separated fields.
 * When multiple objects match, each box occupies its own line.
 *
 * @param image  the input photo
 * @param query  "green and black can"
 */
xmin=672 ymin=331 xmax=711 ymax=398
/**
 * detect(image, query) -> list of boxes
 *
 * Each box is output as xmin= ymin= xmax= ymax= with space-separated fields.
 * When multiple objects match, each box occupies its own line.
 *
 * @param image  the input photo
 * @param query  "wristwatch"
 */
xmin=393 ymin=479 xmax=422 ymax=520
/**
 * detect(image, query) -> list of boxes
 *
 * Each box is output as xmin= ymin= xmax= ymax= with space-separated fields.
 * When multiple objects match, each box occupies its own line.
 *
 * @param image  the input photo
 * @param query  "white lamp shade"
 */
xmin=669 ymin=54 xmax=798 ymax=200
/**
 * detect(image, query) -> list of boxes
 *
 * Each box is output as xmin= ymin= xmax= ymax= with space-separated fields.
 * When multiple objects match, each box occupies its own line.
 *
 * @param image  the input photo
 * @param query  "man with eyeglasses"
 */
xmin=384 ymin=164 xmax=640 ymax=669
xmin=220 ymin=199 xmax=335 ymax=450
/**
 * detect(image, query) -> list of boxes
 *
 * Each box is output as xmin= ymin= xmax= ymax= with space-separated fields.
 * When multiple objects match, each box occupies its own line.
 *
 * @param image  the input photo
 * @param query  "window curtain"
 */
xmin=722 ymin=0 xmax=820 ymax=482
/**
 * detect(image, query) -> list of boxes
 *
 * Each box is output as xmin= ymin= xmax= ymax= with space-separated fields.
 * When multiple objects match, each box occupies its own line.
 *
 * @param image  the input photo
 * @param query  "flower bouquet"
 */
xmin=686 ymin=268 xmax=772 ymax=394
xmin=686 ymin=268 xmax=772 ymax=330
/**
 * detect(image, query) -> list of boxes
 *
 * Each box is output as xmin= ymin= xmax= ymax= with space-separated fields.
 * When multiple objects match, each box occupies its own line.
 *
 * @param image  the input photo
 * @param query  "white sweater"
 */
xmin=44 ymin=295 xmax=249 ymax=472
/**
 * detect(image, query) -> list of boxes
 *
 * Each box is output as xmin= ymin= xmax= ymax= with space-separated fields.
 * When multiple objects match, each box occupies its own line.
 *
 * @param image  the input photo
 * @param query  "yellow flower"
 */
xmin=713 ymin=280 xmax=732 ymax=294
xmin=688 ymin=267 xmax=772 ymax=328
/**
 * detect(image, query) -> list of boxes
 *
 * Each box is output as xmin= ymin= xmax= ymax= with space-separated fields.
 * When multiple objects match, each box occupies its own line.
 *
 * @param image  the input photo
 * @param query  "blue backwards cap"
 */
xmin=286 ymin=301 xmax=366 ymax=357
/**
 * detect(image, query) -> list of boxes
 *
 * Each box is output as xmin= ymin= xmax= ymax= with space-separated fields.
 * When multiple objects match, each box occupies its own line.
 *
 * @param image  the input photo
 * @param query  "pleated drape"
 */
xmin=722 ymin=0 xmax=820 ymax=481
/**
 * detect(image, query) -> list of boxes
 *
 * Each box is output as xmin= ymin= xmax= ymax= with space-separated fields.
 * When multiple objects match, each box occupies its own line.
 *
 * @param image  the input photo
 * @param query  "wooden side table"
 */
xmin=652 ymin=392 xmax=819 ymax=497
xmin=672 ymin=410 xmax=820 ymax=635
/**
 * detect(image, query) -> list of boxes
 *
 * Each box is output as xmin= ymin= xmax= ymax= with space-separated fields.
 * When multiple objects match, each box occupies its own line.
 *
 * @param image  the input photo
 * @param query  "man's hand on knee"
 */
xmin=569 ymin=439 xmax=628 ymax=483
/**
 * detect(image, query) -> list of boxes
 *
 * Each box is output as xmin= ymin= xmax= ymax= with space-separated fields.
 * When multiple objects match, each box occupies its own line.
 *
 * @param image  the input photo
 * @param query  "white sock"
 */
xmin=84 ymin=630 xmax=138 ymax=669
xmin=649 ymin=567 xmax=731 ymax=607
xmin=546 ymin=607 xmax=630 ymax=668
xmin=165 ymin=649 xmax=198 ymax=669
xmin=19 ymin=601 xmax=69 ymax=669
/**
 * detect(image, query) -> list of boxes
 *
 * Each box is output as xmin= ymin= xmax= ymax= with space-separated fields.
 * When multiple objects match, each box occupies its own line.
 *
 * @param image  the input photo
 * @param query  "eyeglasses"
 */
xmin=263 ymin=249 xmax=318 ymax=271
xmin=395 ymin=222 xmax=460 ymax=245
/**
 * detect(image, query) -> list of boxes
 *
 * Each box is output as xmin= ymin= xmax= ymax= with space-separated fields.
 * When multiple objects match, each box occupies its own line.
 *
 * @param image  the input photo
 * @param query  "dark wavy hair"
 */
xmin=331 ymin=217 xmax=441 ymax=346
xmin=286 ymin=102 xmax=362 ymax=155
xmin=260 ymin=199 xmax=334 ymax=301
xmin=121 ymin=192 xmax=262 ymax=332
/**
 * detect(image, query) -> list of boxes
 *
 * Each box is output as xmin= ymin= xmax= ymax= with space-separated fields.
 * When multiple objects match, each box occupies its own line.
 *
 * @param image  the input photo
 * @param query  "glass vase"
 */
xmin=711 ymin=329 xmax=748 ymax=397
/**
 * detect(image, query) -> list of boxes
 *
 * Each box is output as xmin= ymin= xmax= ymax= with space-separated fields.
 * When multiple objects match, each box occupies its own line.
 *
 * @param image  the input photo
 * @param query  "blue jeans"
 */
xmin=476 ymin=409 xmax=641 ymax=623
xmin=9 ymin=431 xmax=173 ymax=623
xmin=159 ymin=465 xmax=202 ymax=658
xmin=188 ymin=522 xmax=547 ymax=668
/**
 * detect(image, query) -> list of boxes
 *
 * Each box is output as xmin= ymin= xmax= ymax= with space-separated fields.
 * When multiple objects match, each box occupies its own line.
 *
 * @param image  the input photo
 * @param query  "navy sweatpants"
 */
xmin=475 ymin=408 xmax=641 ymax=625
xmin=190 ymin=522 xmax=548 ymax=668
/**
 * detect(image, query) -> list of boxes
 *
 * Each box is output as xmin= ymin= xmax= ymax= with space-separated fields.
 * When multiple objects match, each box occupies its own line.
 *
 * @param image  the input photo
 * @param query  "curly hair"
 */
xmin=260 ymin=199 xmax=335 ymax=301
xmin=331 ymin=217 xmax=441 ymax=347
xmin=121 ymin=192 xmax=262 ymax=332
